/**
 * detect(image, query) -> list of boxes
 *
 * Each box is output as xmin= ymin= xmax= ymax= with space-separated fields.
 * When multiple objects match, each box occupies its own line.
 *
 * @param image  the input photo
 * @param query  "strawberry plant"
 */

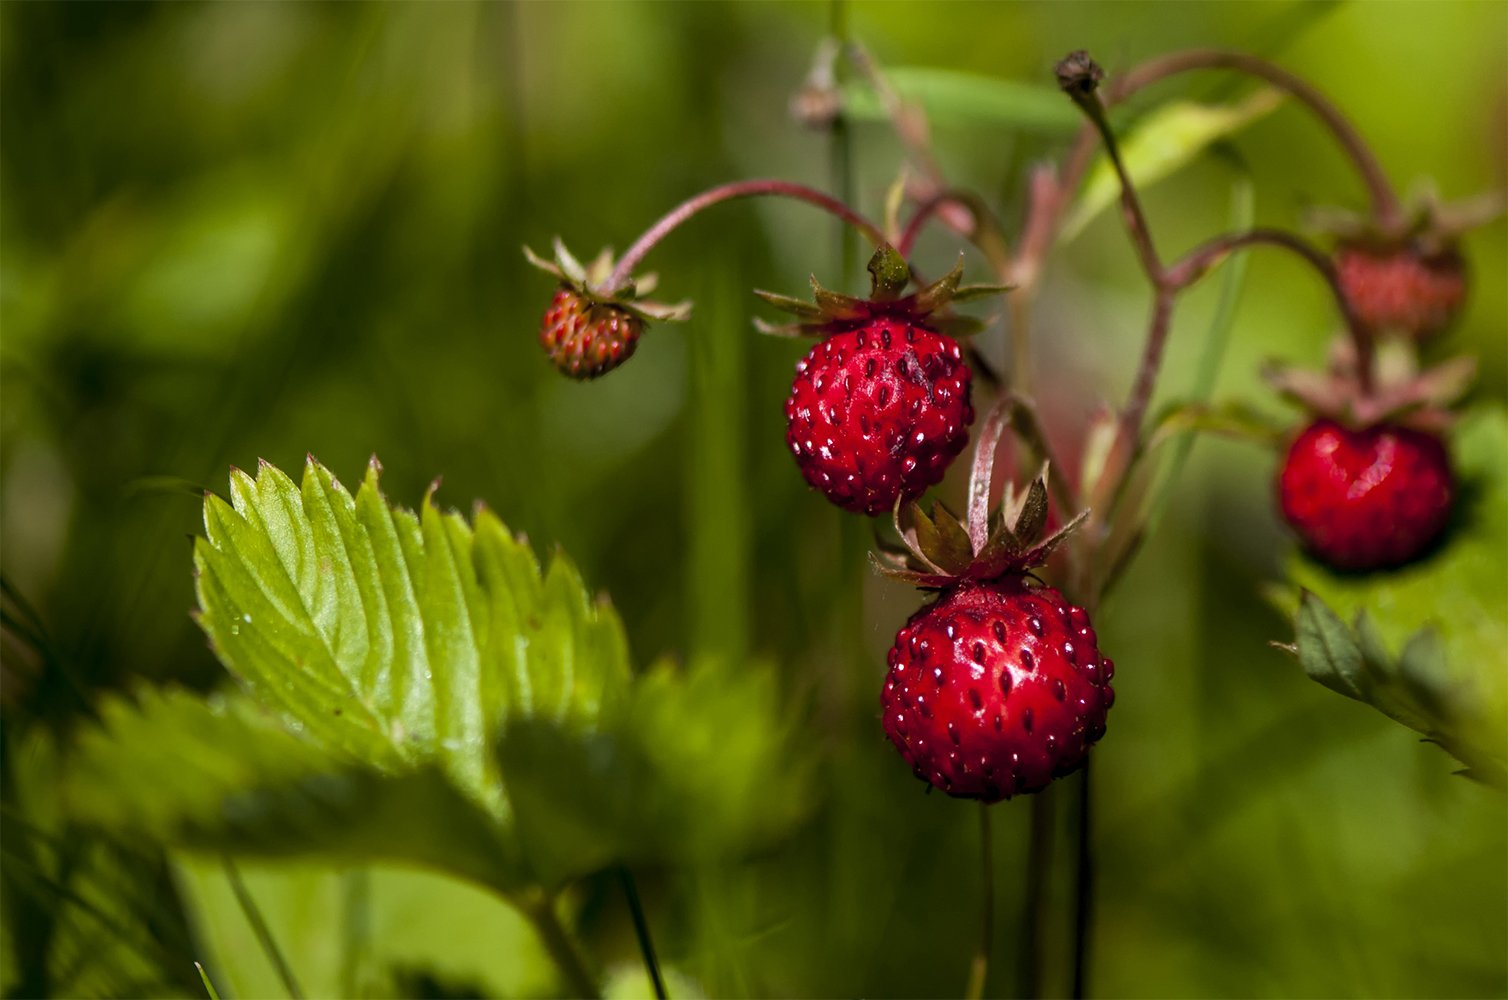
xmin=2 ymin=5 xmax=1504 ymax=999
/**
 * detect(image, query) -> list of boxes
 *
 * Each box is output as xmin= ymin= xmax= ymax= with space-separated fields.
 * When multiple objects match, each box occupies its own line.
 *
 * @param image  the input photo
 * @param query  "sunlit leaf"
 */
xmin=841 ymin=68 xmax=1080 ymax=132
xmin=1061 ymin=88 xmax=1284 ymax=241
xmin=193 ymin=458 xmax=632 ymax=824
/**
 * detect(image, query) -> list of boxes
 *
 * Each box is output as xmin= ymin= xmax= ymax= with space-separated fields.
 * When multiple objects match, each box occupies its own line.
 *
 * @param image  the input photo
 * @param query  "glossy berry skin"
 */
xmin=1335 ymin=243 xmax=1466 ymax=340
xmin=1279 ymin=419 xmax=1453 ymax=571
xmin=539 ymin=285 xmax=643 ymax=379
xmin=786 ymin=318 xmax=973 ymax=515
xmin=881 ymin=579 xmax=1114 ymax=801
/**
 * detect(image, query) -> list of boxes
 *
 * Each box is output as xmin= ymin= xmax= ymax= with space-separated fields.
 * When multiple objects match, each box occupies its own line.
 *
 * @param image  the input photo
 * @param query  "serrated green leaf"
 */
xmin=193 ymin=459 xmax=633 ymax=827
xmin=1061 ymin=88 xmax=1285 ymax=242
xmin=70 ymin=457 xmax=810 ymax=909
xmin=841 ymin=68 xmax=1080 ymax=133
xmin=1294 ymin=592 xmax=1369 ymax=702
xmin=498 ymin=658 xmax=812 ymax=886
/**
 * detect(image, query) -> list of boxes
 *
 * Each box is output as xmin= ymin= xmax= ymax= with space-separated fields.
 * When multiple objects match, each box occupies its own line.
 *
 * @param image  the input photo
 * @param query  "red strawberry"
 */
xmin=1335 ymin=241 xmax=1466 ymax=340
xmin=882 ymin=578 xmax=1113 ymax=800
xmin=525 ymin=239 xmax=689 ymax=380
xmin=786 ymin=321 xmax=973 ymax=515
xmin=759 ymin=244 xmax=1003 ymax=515
xmin=539 ymin=286 xmax=643 ymax=380
xmin=1278 ymin=418 xmax=1453 ymax=571
xmin=872 ymin=435 xmax=1113 ymax=799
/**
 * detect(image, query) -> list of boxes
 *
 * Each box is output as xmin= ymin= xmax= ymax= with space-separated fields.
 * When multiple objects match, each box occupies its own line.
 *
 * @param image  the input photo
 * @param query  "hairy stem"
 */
xmin=619 ymin=868 xmax=668 ymax=1000
xmin=965 ymin=805 xmax=996 ymax=1000
xmin=603 ymin=179 xmax=885 ymax=294
xmin=1058 ymin=54 xmax=1163 ymax=282
xmin=1109 ymin=49 xmax=1402 ymax=229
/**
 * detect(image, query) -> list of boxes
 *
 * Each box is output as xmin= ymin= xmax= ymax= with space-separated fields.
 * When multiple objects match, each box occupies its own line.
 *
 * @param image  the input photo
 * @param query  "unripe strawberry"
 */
xmin=539 ymin=286 xmax=643 ymax=380
xmin=1335 ymin=241 xmax=1466 ymax=340
xmin=525 ymin=239 xmax=689 ymax=380
xmin=1279 ymin=418 xmax=1453 ymax=571
xmin=882 ymin=579 xmax=1113 ymax=800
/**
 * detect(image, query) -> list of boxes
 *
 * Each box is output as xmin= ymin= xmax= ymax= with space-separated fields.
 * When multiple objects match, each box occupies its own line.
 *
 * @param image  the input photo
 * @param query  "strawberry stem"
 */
xmin=964 ymin=803 xmax=996 ymax=1000
xmin=967 ymin=397 xmax=1017 ymax=554
xmin=619 ymin=868 xmax=668 ymax=1000
xmin=1071 ymin=760 xmax=1095 ymax=999
xmin=523 ymin=894 xmax=602 ymax=1000
xmin=1165 ymin=227 xmax=1375 ymax=394
xmin=1019 ymin=792 xmax=1054 ymax=998
xmin=603 ymin=180 xmax=886 ymax=296
xmin=1057 ymin=52 xmax=1164 ymax=281
xmin=1107 ymin=49 xmax=1403 ymax=231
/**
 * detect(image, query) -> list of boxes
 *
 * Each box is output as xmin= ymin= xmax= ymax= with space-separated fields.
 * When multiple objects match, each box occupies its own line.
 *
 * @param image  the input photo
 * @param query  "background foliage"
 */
xmin=2 ymin=2 xmax=1505 ymax=998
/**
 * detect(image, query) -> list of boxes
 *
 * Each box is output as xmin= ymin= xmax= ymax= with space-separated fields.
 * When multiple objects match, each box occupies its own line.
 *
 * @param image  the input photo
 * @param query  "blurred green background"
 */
xmin=2 ymin=2 xmax=1505 ymax=997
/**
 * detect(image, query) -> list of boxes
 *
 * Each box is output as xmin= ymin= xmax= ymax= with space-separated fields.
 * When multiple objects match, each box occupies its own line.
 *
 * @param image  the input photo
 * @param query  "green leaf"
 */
xmin=193 ymin=458 xmax=633 ymax=824
xmin=841 ymin=68 xmax=1080 ymax=133
xmin=69 ymin=457 xmax=810 ymax=902
xmin=64 ymin=687 xmax=524 ymax=893
xmin=497 ymin=658 xmax=813 ymax=884
xmin=1061 ymin=88 xmax=1285 ymax=241
xmin=1294 ymin=592 xmax=1369 ymax=701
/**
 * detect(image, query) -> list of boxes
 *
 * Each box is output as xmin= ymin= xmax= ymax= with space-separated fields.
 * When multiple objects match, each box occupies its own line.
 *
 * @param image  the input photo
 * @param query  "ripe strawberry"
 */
xmin=539 ymin=286 xmax=643 ymax=380
xmin=1279 ymin=418 xmax=1453 ymax=571
xmin=882 ymin=578 xmax=1113 ymax=800
xmin=872 ymin=441 xmax=1112 ymax=800
xmin=786 ymin=322 xmax=972 ymax=515
xmin=759 ymin=244 xmax=1003 ymax=515
xmin=1335 ymin=241 xmax=1466 ymax=340
xmin=525 ymin=239 xmax=689 ymax=380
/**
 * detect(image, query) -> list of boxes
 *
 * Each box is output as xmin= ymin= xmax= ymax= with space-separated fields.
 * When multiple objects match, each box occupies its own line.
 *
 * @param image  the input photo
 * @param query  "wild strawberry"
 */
xmin=525 ymin=239 xmax=689 ymax=380
xmin=1335 ymin=241 xmax=1465 ymax=340
xmin=1279 ymin=419 xmax=1453 ymax=571
xmin=1265 ymin=335 xmax=1473 ymax=571
xmin=882 ymin=578 xmax=1113 ymax=800
xmin=539 ymin=287 xmax=643 ymax=380
xmin=758 ymin=244 xmax=1004 ymax=515
xmin=872 ymin=431 xmax=1112 ymax=800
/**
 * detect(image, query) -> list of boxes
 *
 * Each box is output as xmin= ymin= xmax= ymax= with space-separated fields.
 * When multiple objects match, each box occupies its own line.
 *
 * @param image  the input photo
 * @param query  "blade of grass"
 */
xmin=222 ymin=858 xmax=304 ymax=1000
xmin=195 ymin=962 xmax=222 ymax=1000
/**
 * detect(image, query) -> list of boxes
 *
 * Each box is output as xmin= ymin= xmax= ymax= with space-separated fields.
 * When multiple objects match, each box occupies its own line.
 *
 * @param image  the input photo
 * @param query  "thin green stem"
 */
xmin=339 ymin=867 xmax=371 ymax=999
xmin=604 ymin=180 xmax=884 ymax=295
xmin=1071 ymin=760 xmax=1094 ymax=999
xmin=1019 ymin=791 xmax=1053 ymax=999
xmin=619 ymin=868 xmax=668 ymax=1000
xmin=223 ymin=857 xmax=303 ymax=1000
xmin=965 ymin=804 xmax=995 ymax=1000
xmin=524 ymin=894 xmax=602 ymax=1000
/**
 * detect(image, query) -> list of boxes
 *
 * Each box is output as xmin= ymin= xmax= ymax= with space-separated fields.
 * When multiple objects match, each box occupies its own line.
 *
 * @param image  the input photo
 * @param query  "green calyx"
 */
xmin=524 ymin=238 xmax=691 ymax=324
xmin=753 ymin=242 xmax=1009 ymax=338
xmin=870 ymin=466 xmax=1087 ymax=589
